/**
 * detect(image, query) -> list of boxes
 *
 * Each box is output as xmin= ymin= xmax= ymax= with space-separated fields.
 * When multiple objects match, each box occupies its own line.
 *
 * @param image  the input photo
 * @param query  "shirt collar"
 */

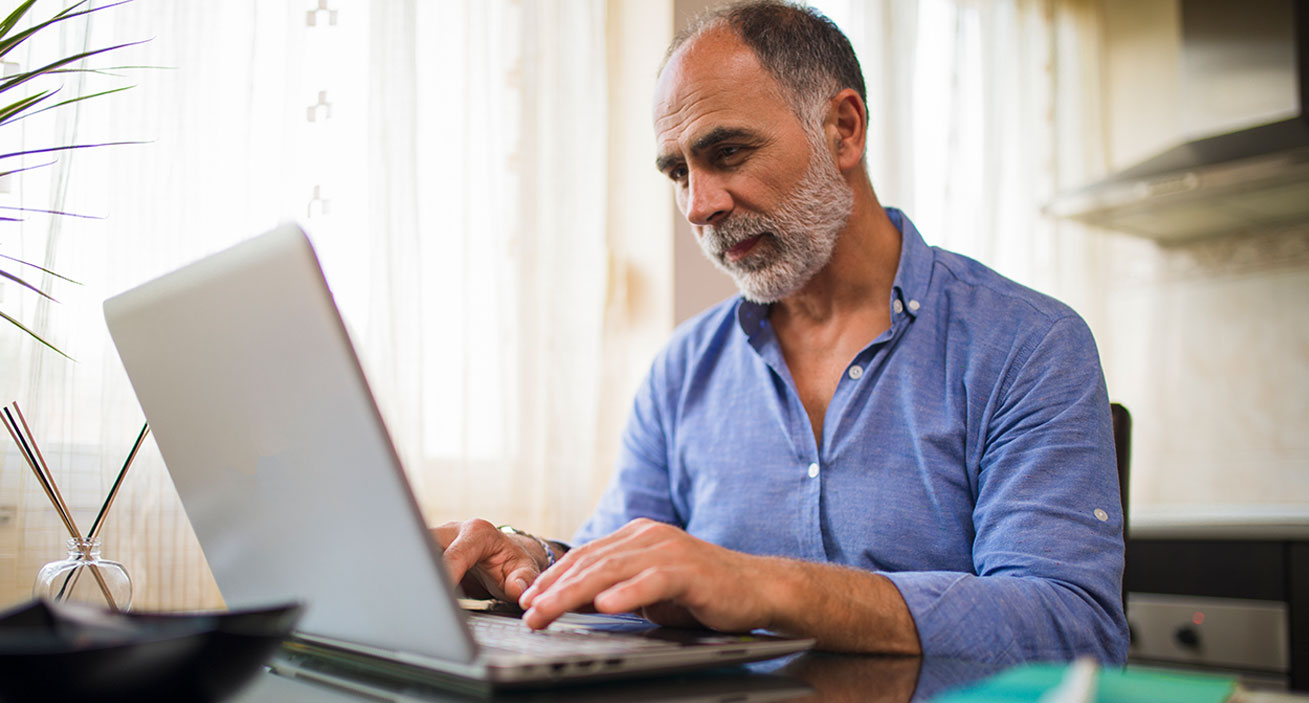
xmin=734 ymin=206 xmax=934 ymax=337
xmin=886 ymin=207 xmax=932 ymax=320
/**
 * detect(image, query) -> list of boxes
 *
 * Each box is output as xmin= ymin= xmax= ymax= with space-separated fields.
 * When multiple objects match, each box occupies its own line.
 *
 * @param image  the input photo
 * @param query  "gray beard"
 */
xmin=697 ymin=143 xmax=854 ymax=304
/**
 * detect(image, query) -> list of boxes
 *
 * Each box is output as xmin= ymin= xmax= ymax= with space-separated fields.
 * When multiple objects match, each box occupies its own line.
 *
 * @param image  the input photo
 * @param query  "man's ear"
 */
xmin=828 ymin=88 xmax=867 ymax=172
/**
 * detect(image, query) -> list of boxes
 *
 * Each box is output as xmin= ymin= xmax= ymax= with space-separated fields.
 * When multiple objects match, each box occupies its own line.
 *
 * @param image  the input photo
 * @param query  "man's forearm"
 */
xmin=763 ymin=557 xmax=922 ymax=654
xmin=518 ymin=519 xmax=920 ymax=652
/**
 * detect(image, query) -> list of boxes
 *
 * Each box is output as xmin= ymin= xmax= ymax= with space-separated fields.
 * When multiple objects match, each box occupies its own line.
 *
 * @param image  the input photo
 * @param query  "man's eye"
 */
xmin=714 ymin=145 xmax=749 ymax=166
xmin=668 ymin=166 xmax=688 ymax=182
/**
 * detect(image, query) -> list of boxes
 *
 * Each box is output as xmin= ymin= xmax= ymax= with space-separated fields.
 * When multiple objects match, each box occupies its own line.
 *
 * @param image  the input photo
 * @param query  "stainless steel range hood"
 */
xmin=1047 ymin=0 xmax=1309 ymax=241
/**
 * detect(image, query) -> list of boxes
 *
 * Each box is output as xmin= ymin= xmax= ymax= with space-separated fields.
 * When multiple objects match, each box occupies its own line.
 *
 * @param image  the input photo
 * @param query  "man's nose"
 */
xmin=683 ymin=172 xmax=731 ymax=227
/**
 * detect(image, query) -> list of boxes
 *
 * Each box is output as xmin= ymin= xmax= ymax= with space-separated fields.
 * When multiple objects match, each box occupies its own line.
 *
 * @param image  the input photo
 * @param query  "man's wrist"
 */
xmin=759 ymin=556 xmax=804 ymax=633
xmin=498 ymin=525 xmax=558 ymax=570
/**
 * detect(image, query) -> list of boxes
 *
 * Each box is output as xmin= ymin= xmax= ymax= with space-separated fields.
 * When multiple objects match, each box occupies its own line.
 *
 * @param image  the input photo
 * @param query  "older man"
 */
xmin=438 ymin=0 xmax=1128 ymax=665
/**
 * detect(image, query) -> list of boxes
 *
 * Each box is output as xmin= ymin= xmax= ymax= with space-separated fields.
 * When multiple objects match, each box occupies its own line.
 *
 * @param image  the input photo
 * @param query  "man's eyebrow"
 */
xmin=691 ymin=126 xmax=758 ymax=154
xmin=655 ymin=126 xmax=763 ymax=173
xmin=655 ymin=152 xmax=683 ymax=174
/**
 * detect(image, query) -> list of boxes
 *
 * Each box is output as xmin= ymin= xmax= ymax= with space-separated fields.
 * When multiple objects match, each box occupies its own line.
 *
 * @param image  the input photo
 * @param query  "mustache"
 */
xmin=701 ymin=214 xmax=775 ymax=257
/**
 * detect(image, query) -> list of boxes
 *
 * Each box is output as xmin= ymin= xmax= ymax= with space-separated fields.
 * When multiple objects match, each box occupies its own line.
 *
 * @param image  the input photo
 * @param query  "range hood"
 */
xmin=1047 ymin=0 xmax=1309 ymax=241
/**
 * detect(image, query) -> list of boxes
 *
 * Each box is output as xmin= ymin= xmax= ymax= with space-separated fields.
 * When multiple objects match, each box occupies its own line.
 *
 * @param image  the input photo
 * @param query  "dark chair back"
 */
xmin=1111 ymin=402 xmax=1131 ymax=521
xmin=1110 ymin=402 xmax=1132 ymax=615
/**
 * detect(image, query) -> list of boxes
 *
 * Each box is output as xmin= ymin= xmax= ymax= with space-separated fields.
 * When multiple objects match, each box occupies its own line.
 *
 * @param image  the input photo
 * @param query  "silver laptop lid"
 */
xmin=104 ymin=223 xmax=476 ymax=664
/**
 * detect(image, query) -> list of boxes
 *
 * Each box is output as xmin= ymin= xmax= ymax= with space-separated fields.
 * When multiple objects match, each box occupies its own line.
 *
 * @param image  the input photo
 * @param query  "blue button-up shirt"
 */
xmin=575 ymin=209 xmax=1129 ymax=665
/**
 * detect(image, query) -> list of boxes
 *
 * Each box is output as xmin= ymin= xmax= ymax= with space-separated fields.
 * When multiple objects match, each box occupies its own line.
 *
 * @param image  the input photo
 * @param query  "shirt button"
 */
xmin=1094 ymin=508 xmax=1109 ymax=522
xmin=908 ymin=299 xmax=921 ymax=312
xmin=807 ymin=462 xmax=820 ymax=478
xmin=847 ymin=365 xmax=864 ymax=380
xmin=893 ymin=299 xmax=904 ymax=314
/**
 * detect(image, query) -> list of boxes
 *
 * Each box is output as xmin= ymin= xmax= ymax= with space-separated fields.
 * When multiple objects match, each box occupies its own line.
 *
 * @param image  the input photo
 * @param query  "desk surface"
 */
xmin=231 ymin=651 xmax=999 ymax=703
xmin=232 ymin=651 xmax=1309 ymax=703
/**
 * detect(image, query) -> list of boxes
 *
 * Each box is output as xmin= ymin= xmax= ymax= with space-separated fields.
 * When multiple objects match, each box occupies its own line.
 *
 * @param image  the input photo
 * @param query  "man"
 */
xmin=437 ymin=0 xmax=1128 ymax=665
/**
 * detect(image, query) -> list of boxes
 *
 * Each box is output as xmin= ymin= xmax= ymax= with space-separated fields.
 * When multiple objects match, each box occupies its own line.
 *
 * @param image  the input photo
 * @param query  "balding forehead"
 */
xmin=653 ymin=28 xmax=790 ymax=124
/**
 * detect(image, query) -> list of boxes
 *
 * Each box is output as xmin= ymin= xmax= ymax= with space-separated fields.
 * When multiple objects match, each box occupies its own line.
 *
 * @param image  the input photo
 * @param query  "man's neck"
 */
xmin=771 ymin=181 xmax=901 ymax=327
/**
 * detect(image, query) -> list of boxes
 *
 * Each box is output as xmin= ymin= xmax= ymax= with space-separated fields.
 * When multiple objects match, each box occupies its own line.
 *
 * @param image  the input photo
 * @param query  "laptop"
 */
xmin=102 ymin=223 xmax=813 ymax=690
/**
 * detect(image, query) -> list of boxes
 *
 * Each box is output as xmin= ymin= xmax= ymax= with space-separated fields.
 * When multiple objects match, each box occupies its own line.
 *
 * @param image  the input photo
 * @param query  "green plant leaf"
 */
xmin=48 ymin=63 xmax=169 ymax=75
xmin=0 ymin=268 xmax=59 ymax=303
xmin=1 ymin=86 xmax=132 ymax=126
xmin=0 ymin=1 xmax=37 ymax=37
xmin=0 ymin=39 xmax=149 ymax=96
xmin=0 ymin=159 xmax=54 ymax=178
xmin=52 ymin=1 xmax=93 ymax=22
xmin=0 ymin=307 xmax=73 ymax=360
xmin=0 ymin=139 xmax=149 ymax=160
xmin=0 ymin=88 xmax=54 ymax=123
xmin=0 ymin=0 xmax=130 ymax=61
xmin=0 ymin=205 xmax=102 ymax=220
xmin=0 ymin=0 xmax=137 ymax=363
xmin=0 ymin=1 xmax=37 ymax=42
xmin=0 ymin=253 xmax=81 ymax=284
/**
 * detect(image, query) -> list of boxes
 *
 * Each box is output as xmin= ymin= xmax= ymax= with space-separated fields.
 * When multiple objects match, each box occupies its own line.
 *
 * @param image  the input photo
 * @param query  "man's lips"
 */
xmin=724 ymin=234 xmax=764 ymax=262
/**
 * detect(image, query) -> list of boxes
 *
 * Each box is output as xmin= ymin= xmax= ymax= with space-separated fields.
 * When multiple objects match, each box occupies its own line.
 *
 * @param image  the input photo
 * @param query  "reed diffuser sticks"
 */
xmin=2 ymin=401 xmax=149 ymax=610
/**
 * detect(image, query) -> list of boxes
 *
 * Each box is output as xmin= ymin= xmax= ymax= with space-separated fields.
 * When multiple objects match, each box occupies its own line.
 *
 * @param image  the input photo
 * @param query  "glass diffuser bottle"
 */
xmin=33 ymin=538 xmax=132 ymax=611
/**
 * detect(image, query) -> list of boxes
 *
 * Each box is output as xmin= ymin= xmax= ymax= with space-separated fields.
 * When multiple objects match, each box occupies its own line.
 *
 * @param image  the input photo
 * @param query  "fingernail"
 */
xmin=513 ymin=577 xmax=529 ymax=595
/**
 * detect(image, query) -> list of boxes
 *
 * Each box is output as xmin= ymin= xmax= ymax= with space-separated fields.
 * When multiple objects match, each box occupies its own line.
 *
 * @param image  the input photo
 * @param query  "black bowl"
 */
xmin=0 ymin=598 xmax=302 ymax=703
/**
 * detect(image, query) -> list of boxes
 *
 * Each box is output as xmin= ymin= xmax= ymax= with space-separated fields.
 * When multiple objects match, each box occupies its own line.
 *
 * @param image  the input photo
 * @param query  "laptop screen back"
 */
xmin=104 ymin=224 xmax=475 ymax=663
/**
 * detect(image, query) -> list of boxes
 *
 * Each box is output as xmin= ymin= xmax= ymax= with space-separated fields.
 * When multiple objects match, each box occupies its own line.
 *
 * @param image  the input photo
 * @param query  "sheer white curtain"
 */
xmin=363 ymin=1 xmax=610 ymax=538
xmin=810 ymin=0 xmax=1112 ymax=323
xmin=0 ymin=0 xmax=609 ymax=610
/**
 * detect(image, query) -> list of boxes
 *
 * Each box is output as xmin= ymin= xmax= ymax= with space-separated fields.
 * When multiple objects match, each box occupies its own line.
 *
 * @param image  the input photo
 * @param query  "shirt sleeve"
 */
xmin=882 ymin=315 xmax=1130 ymax=665
xmin=572 ymin=354 xmax=681 ymax=545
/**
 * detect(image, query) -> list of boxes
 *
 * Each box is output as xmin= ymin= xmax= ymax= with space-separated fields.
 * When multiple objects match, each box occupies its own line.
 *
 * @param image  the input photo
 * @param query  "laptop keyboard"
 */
xmin=468 ymin=614 xmax=676 ymax=655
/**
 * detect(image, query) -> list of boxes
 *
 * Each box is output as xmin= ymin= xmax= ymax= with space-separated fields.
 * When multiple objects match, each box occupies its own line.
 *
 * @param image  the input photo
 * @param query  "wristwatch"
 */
xmin=498 ymin=524 xmax=558 ymax=568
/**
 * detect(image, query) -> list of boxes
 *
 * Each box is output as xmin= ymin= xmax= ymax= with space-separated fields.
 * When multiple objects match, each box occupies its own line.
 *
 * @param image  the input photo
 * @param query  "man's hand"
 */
xmin=517 ymin=518 xmax=922 ymax=655
xmin=433 ymin=519 xmax=547 ymax=602
xmin=518 ymin=518 xmax=783 ymax=632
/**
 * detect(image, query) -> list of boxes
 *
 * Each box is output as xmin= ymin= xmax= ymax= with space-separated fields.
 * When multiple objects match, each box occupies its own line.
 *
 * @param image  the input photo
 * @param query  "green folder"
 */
xmin=931 ymin=661 xmax=1237 ymax=703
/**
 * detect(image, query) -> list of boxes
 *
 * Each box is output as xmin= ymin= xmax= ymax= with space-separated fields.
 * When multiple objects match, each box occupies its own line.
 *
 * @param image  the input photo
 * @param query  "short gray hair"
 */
xmin=663 ymin=1 xmax=868 ymax=129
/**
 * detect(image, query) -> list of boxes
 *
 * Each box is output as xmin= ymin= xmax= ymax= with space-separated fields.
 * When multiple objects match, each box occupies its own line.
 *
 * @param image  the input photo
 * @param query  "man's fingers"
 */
xmin=520 ymin=519 xmax=669 ymax=607
xmin=431 ymin=522 xmax=461 ymax=549
xmin=440 ymin=532 xmax=483 ymax=586
xmin=504 ymin=565 xmax=537 ymax=601
xmin=440 ymin=519 xmax=541 ymax=599
xmin=593 ymin=566 xmax=682 ymax=614
xmin=522 ymin=548 xmax=658 ymax=629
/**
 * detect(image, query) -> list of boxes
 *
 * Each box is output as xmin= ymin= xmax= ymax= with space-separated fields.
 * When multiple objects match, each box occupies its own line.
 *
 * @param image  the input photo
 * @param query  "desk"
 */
xmin=232 ymin=650 xmax=1309 ymax=703
xmin=231 ymin=651 xmax=1001 ymax=703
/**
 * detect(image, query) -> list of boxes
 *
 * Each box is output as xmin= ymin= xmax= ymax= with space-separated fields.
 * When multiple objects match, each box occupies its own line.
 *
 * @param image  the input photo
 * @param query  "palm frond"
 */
xmin=0 ymin=205 xmax=102 ymax=220
xmin=46 ymin=62 xmax=168 ymax=75
xmin=0 ymin=0 xmax=131 ymax=60
xmin=0 ymin=268 xmax=59 ymax=303
xmin=0 ymin=39 xmax=151 ymax=96
xmin=0 ymin=1 xmax=38 ymax=41
xmin=0 ymin=159 xmax=55 ymax=178
xmin=0 ymin=140 xmax=149 ymax=160
xmin=0 ymin=308 xmax=74 ymax=361
xmin=0 ymin=88 xmax=55 ymax=123
xmin=1 ymin=86 xmax=132 ymax=126
xmin=0 ymin=253 xmax=81 ymax=284
xmin=0 ymin=0 xmax=142 ymax=360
